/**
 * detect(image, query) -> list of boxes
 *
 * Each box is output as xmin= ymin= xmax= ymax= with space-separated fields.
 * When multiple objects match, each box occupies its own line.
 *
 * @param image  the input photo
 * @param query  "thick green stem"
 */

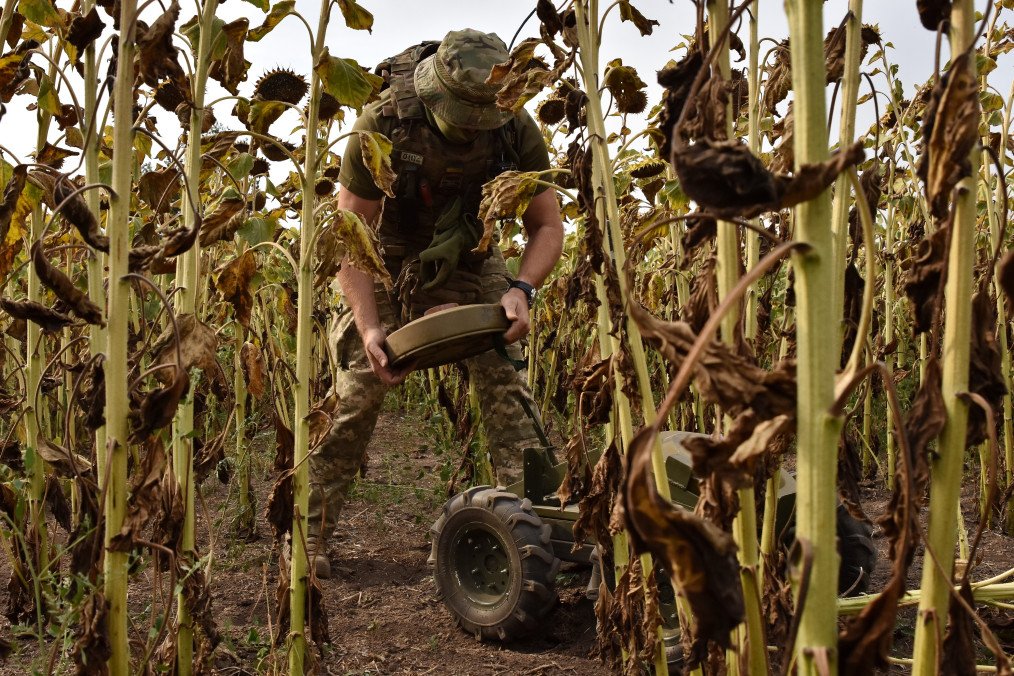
xmin=172 ymin=1 xmax=219 ymax=669
xmin=911 ymin=1 xmax=978 ymax=671
xmin=830 ymin=0 xmax=865 ymax=351
xmin=289 ymin=1 xmax=330 ymax=671
xmin=104 ymin=0 xmax=138 ymax=670
xmin=786 ymin=1 xmax=842 ymax=673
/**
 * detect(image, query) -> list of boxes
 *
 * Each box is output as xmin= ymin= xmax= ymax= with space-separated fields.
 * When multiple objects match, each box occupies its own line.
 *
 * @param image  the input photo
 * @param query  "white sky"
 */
xmin=2 ymin=1 xmax=1011 ymax=174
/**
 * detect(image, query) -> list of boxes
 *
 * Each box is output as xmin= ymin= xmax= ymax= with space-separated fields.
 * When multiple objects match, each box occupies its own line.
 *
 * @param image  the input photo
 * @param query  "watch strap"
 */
xmin=508 ymin=279 xmax=536 ymax=305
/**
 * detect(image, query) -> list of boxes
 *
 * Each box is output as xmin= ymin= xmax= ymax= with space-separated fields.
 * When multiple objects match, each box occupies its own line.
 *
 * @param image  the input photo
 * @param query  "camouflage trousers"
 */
xmin=307 ymin=249 xmax=545 ymax=540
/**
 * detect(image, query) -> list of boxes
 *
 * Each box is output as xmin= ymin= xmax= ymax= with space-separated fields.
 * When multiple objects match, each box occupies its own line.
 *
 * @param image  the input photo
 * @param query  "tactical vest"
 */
xmin=373 ymin=42 xmax=521 ymax=258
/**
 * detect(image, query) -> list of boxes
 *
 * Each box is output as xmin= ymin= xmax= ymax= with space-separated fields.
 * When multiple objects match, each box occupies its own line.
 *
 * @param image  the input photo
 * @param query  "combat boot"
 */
xmin=306 ymin=534 xmax=332 ymax=580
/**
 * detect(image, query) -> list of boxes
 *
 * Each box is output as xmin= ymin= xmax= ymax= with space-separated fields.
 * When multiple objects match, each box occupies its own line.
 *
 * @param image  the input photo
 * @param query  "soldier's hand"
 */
xmin=501 ymin=288 xmax=531 ymax=344
xmin=362 ymin=327 xmax=414 ymax=386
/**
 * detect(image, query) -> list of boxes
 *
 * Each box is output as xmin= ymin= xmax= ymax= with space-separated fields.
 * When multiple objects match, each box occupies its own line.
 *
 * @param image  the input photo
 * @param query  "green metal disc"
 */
xmin=385 ymin=303 xmax=510 ymax=369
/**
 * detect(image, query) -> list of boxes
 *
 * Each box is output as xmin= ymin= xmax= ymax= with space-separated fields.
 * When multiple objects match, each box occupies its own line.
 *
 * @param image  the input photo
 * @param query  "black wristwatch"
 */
xmin=508 ymin=279 xmax=537 ymax=306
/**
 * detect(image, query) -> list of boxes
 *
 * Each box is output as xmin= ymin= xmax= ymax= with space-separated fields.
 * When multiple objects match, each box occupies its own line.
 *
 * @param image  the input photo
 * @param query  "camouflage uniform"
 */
xmin=308 ymin=30 xmax=551 ymax=541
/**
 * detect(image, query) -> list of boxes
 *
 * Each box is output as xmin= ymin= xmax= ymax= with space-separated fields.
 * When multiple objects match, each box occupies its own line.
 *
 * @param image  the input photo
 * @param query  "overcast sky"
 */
xmin=3 ymin=1 xmax=1011 ymax=171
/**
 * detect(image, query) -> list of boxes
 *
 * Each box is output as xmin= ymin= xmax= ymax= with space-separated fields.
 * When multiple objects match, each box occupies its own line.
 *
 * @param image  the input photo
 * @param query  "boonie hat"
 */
xmin=414 ymin=29 xmax=514 ymax=131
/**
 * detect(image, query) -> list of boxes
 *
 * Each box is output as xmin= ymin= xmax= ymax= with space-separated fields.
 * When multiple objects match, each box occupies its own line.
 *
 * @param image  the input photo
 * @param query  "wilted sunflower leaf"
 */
xmin=135 ymin=0 xmax=185 ymax=87
xmin=356 ymin=130 xmax=396 ymax=198
xmin=214 ymin=250 xmax=256 ymax=328
xmin=137 ymin=165 xmax=180 ymax=215
xmin=130 ymin=366 xmax=189 ymax=442
xmin=917 ymin=51 xmax=979 ymax=220
xmin=487 ymin=38 xmax=573 ymax=113
xmin=618 ymin=0 xmax=658 ymax=36
xmin=672 ymin=138 xmax=864 ymax=219
xmin=18 ymin=0 xmax=61 ymax=29
xmin=0 ymin=298 xmax=74 ymax=332
xmin=207 ymin=18 xmax=248 ymax=95
xmin=314 ymin=50 xmax=382 ymax=112
xmin=240 ymin=341 xmax=265 ymax=398
xmin=337 ymin=0 xmax=373 ymax=32
xmin=65 ymin=8 xmax=104 ymax=63
xmin=622 ymin=424 xmax=744 ymax=665
xmin=150 ymin=313 xmax=229 ymax=400
xmin=31 ymin=242 xmax=104 ymax=325
xmin=199 ymin=195 xmax=245 ymax=246
xmin=0 ymin=164 xmax=27 ymax=242
xmin=323 ymin=209 xmax=392 ymax=288
xmin=109 ymin=437 xmax=166 ymax=551
xmin=246 ymin=99 xmax=287 ymax=135
xmin=36 ymin=142 xmax=78 ymax=168
xmin=476 ymin=171 xmax=540 ymax=253
xmin=246 ymin=0 xmax=295 ymax=42
xmin=36 ymin=434 xmax=93 ymax=476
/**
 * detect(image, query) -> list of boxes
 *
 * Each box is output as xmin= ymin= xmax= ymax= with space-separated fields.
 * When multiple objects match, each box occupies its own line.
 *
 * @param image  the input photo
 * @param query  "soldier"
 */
xmin=306 ymin=29 xmax=564 ymax=579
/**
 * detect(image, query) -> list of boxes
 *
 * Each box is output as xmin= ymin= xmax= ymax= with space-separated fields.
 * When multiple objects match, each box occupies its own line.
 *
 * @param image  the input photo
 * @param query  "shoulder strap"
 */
xmin=375 ymin=41 xmax=440 ymax=122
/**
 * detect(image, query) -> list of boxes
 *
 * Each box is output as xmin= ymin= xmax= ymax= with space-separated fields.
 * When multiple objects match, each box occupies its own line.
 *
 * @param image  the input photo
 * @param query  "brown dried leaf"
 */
xmin=130 ymin=367 xmax=189 ymax=442
xmin=71 ymin=593 xmax=111 ymax=674
xmin=536 ymin=0 xmax=563 ymax=36
xmin=573 ymin=439 xmax=621 ymax=552
xmin=36 ymin=142 xmax=78 ymax=169
xmin=240 ymin=341 xmax=265 ymax=398
xmin=266 ymin=413 xmax=294 ymax=540
xmin=902 ymin=223 xmax=950 ymax=334
xmin=66 ymin=8 xmax=105 ymax=60
xmin=208 ymin=18 xmax=249 ymax=95
xmin=623 ymin=425 xmax=744 ymax=665
xmin=966 ymin=282 xmax=1007 ymax=447
xmin=1000 ymin=249 xmax=1014 ymax=316
xmin=31 ymin=242 xmax=104 ymax=325
xmin=54 ymin=176 xmax=108 ymax=251
xmin=672 ymin=138 xmax=864 ymax=219
xmin=0 ymin=298 xmax=74 ymax=332
xmin=150 ymin=314 xmax=228 ymax=400
xmin=618 ymin=0 xmax=658 ymax=36
xmin=108 ymin=437 xmax=166 ymax=551
xmin=321 ymin=209 xmax=392 ymax=289
xmin=36 ymin=435 xmax=92 ymax=476
xmin=137 ymin=165 xmax=180 ymax=215
xmin=917 ymin=51 xmax=979 ymax=220
xmin=477 ymin=171 xmax=540 ymax=253
xmin=214 ymin=250 xmax=256 ymax=328
xmin=135 ymin=0 xmax=184 ymax=87
xmin=0 ymin=164 xmax=27 ymax=241
xmin=198 ymin=195 xmax=245 ymax=246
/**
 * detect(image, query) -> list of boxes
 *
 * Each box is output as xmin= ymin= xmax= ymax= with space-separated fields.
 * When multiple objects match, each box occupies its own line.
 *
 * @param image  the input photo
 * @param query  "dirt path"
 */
xmin=204 ymin=405 xmax=608 ymax=675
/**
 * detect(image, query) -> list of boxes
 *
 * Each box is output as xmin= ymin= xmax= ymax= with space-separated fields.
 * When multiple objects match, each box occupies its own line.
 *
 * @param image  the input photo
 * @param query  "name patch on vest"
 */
xmin=399 ymin=151 xmax=424 ymax=166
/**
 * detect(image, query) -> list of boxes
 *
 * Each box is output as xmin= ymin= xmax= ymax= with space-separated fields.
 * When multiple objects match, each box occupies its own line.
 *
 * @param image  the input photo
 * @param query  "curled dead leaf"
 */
xmin=31 ymin=242 xmax=104 ymax=326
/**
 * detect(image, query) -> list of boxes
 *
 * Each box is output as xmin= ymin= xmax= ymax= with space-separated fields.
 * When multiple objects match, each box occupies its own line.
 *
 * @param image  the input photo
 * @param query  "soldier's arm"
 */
xmin=501 ymin=189 xmax=565 ymax=344
xmin=336 ymin=188 xmax=413 ymax=385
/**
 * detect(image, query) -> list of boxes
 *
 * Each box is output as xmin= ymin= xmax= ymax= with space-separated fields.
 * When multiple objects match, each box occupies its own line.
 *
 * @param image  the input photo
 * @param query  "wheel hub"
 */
xmin=451 ymin=526 xmax=511 ymax=605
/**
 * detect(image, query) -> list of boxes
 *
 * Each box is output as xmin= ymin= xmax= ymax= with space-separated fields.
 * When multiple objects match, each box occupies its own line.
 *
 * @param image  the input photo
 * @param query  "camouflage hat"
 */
xmin=414 ymin=29 xmax=513 ymax=131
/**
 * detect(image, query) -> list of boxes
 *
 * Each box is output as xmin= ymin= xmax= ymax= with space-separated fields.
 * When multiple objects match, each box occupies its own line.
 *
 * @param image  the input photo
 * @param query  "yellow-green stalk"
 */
xmin=705 ymin=1 xmax=767 ymax=671
xmin=104 ymin=0 xmax=138 ymax=670
xmin=82 ymin=0 xmax=108 ymax=484
xmin=830 ymin=0 xmax=865 ymax=349
xmin=289 ymin=0 xmax=331 ymax=669
xmin=172 ymin=1 xmax=219 ymax=669
xmin=911 ymin=0 xmax=978 ymax=671
xmin=785 ymin=0 xmax=843 ymax=672
xmin=744 ymin=5 xmax=761 ymax=341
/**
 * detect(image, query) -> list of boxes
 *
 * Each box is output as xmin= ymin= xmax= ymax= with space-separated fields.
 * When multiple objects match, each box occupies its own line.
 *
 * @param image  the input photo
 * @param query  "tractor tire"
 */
xmin=429 ymin=486 xmax=560 ymax=641
xmin=837 ymin=503 xmax=876 ymax=596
